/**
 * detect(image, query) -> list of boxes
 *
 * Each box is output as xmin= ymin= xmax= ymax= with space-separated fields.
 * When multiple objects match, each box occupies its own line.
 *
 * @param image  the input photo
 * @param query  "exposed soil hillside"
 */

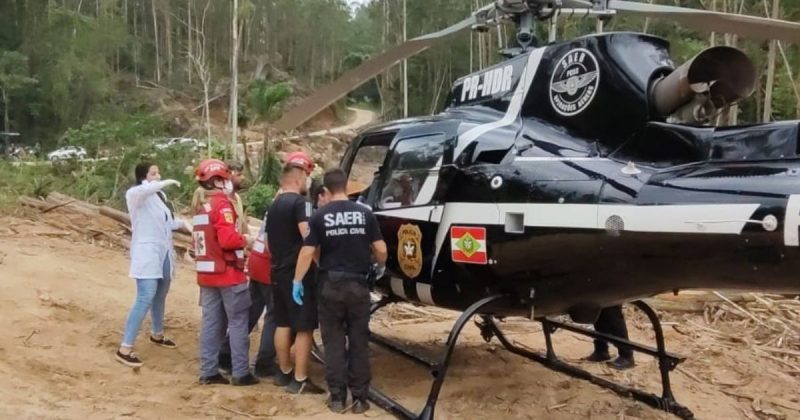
xmin=1 ymin=209 xmax=799 ymax=419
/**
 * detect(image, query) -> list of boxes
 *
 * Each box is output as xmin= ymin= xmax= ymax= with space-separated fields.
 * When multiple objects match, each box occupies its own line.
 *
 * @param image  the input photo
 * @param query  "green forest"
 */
xmin=1 ymin=0 xmax=799 ymax=208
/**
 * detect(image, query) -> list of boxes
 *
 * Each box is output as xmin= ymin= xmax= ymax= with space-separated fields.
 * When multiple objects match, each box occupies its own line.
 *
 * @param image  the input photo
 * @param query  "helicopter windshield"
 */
xmin=379 ymin=133 xmax=446 ymax=209
xmin=349 ymin=144 xmax=389 ymax=195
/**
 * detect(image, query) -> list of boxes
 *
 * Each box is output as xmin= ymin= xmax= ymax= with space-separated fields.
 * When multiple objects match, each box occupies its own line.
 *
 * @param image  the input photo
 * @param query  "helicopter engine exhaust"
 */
xmin=649 ymin=46 xmax=756 ymax=123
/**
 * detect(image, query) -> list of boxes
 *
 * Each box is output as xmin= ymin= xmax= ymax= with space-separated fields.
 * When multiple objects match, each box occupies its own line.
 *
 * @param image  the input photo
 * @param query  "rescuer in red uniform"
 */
xmin=192 ymin=159 xmax=258 ymax=386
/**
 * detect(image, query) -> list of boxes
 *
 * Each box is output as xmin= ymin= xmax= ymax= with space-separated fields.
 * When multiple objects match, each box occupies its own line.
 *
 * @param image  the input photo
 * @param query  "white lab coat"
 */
xmin=126 ymin=181 xmax=183 ymax=279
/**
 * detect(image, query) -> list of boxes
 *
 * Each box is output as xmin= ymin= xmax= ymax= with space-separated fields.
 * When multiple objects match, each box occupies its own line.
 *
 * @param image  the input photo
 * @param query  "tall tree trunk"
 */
xmin=1 ymin=88 xmax=9 ymax=133
xmin=163 ymin=0 xmax=172 ymax=78
xmin=230 ymin=0 xmax=240 ymax=160
xmin=762 ymin=0 xmax=780 ymax=123
xmin=187 ymin=0 xmax=193 ymax=85
xmin=203 ymin=79 xmax=211 ymax=150
xmin=309 ymin=43 xmax=316 ymax=88
xmin=133 ymin=0 xmax=139 ymax=83
xmin=240 ymin=132 xmax=253 ymax=181
xmin=152 ymin=0 xmax=161 ymax=82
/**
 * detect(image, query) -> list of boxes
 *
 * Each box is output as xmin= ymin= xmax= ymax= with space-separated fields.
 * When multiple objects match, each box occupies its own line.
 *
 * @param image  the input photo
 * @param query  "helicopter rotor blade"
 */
xmin=609 ymin=0 xmax=800 ymax=44
xmin=273 ymin=5 xmax=494 ymax=132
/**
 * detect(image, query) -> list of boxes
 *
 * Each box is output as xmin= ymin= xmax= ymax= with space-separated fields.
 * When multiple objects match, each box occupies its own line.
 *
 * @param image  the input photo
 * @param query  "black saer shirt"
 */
xmin=305 ymin=200 xmax=382 ymax=274
xmin=266 ymin=192 xmax=311 ymax=277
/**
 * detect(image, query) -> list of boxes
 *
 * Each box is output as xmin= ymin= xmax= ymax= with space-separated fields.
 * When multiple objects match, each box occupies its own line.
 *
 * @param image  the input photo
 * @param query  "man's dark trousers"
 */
xmin=593 ymin=305 xmax=633 ymax=358
xmin=318 ymin=271 xmax=371 ymax=400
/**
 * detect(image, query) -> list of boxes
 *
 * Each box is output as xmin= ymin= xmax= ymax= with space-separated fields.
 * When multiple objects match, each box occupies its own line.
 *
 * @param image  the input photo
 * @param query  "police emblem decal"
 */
xmin=397 ymin=224 xmax=423 ymax=278
xmin=549 ymin=48 xmax=600 ymax=117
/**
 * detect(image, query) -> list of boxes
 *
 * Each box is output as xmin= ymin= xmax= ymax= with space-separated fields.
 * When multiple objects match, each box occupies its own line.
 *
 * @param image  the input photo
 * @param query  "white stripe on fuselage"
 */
xmin=375 ymin=202 xmax=762 ymax=276
xmin=453 ymin=48 xmax=546 ymax=160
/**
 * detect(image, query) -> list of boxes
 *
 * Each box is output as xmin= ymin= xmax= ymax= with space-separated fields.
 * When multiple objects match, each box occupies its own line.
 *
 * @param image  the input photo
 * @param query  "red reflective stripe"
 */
xmin=451 ymin=226 xmax=486 ymax=240
xmin=451 ymin=249 xmax=487 ymax=264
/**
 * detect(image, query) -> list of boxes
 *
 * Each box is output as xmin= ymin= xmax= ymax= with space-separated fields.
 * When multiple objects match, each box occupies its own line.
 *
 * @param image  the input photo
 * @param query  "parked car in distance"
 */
xmin=48 ymin=146 xmax=87 ymax=161
xmin=153 ymin=137 xmax=206 ymax=151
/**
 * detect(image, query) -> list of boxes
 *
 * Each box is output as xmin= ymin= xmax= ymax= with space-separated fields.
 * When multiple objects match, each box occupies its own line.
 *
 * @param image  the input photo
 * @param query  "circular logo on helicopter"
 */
xmin=549 ymin=48 xmax=600 ymax=117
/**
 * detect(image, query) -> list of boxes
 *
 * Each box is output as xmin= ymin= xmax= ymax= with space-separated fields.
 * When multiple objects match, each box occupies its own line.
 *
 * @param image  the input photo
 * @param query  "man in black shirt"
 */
xmin=293 ymin=168 xmax=387 ymax=414
xmin=265 ymin=155 xmax=324 ymax=395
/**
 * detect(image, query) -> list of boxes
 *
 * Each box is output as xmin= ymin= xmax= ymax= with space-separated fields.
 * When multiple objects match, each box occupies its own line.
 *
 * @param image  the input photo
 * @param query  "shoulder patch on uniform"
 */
xmin=221 ymin=208 xmax=234 ymax=224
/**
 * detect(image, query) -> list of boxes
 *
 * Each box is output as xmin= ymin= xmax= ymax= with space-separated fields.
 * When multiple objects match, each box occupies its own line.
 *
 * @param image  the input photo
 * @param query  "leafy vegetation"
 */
xmin=242 ymin=183 xmax=278 ymax=219
xmin=246 ymin=80 xmax=292 ymax=123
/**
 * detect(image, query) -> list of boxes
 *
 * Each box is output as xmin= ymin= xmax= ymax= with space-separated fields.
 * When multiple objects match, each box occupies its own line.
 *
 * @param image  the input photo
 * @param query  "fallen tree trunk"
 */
xmin=45 ymin=192 xmax=99 ymax=216
xmin=21 ymin=194 xmax=194 ymax=257
xmin=99 ymin=205 xmax=129 ymax=225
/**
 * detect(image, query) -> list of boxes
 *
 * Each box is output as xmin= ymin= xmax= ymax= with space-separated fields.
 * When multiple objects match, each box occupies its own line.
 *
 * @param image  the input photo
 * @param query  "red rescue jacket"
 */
xmin=247 ymin=232 xmax=272 ymax=284
xmin=193 ymin=191 xmax=247 ymax=287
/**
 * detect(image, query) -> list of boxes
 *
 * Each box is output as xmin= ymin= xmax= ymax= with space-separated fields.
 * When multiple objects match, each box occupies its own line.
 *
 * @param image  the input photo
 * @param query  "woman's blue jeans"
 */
xmin=121 ymin=257 xmax=172 ymax=347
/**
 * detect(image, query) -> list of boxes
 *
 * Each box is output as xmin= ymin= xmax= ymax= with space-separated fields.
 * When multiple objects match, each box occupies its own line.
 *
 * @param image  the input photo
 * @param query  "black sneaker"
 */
xmin=231 ymin=373 xmax=260 ymax=386
xmin=254 ymin=362 xmax=279 ymax=378
xmin=115 ymin=350 xmax=143 ymax=368
xmin=352 ymin=398 xmax=370 ymax=414
xmin=285 ymin=376 xmax=325 ymax=395
xmin=584 ymin=350 xmax=612 ymax=362
xmin=608 ymin=356 xmax=635 ymax=370
xmin=273 ymin=369 xmax=293 ymax=387
xmin=218 ymin=353 xmax=232 ymax=374
xmin=150 ymin=335 xmax=177 ymax=349
xmin=199 ymin=373 xmax=230 ymax=385
xmin=327 ymin=395 xmax=346 ymax=413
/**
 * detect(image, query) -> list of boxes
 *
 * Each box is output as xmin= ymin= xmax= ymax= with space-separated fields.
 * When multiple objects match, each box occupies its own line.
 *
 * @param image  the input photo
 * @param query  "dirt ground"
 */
xmin=1 ymin=212 xmax=799 ymax=420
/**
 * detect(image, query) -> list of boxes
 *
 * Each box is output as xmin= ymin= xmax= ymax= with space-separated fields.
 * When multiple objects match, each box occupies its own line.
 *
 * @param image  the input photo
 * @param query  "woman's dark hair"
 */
xmin=309 ymin=178 xmax=325 ymax=208
xmin=134 ymin=162 xmax=154 ymax=185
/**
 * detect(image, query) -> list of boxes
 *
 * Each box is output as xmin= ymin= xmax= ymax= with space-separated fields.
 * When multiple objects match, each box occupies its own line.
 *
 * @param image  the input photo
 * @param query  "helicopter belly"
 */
xmin=373 ymin=160 xmax=800 ymax=319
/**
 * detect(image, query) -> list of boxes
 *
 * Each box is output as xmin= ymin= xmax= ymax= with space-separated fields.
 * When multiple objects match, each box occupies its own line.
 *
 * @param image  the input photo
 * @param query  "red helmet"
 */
xmin=195 ymin=159 xmax=230 ymax=182
xmin=283 ymin=151 xmax=315 ymax=174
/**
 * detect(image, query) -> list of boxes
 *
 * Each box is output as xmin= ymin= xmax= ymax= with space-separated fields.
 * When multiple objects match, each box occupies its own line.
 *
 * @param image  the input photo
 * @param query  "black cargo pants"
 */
xmin=593 ymin=305 xmax=633 ymax=358
xmin=317 ymin=271 xmax=372 ymax=400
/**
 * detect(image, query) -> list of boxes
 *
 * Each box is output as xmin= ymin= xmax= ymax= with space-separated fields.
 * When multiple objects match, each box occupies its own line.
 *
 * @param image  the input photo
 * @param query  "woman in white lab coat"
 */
xmin=115 ymin=162 xmax=184 ymax=368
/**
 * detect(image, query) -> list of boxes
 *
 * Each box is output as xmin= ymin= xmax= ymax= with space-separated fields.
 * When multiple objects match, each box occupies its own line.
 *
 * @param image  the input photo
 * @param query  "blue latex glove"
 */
xmin=292 ymin=281 xmax=304 ymax=306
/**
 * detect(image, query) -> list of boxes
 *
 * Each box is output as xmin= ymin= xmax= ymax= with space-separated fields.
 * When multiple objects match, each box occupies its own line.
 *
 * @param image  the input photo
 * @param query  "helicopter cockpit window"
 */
xmin=349 ymin=144 xmax=390 ymax=198
xmin=379 ymin=134 xmax=446 ymax=209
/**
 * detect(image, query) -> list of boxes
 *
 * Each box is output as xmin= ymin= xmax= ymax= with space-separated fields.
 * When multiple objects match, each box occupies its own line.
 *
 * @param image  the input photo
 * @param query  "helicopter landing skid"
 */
xmin=311 ymin=294 xmax=507 ymax=420
xmin=475 ymin=300 xmax=695 ymax=420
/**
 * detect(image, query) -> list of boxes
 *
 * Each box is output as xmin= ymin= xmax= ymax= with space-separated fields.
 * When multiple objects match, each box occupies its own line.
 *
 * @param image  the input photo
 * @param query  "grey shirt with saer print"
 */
xmin=304 ymin=200 xmax=383 ymax=275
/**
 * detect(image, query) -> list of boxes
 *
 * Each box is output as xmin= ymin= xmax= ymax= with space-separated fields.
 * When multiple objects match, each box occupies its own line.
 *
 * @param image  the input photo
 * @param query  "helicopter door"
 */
xmin=374 ymin=133 xmax=448 ymax=286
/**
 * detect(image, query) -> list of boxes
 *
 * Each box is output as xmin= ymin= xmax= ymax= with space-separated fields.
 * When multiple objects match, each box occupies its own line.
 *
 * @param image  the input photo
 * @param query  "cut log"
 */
xmin=100 ymin=206 xmax=130 ymax=225
xmin=45 ymin=193 xmax=99 ymax=216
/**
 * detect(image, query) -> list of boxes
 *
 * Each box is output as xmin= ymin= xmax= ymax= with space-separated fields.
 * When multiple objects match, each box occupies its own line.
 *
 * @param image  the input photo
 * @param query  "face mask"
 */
xmin=223 ymin=180 xmax=234 ymax=195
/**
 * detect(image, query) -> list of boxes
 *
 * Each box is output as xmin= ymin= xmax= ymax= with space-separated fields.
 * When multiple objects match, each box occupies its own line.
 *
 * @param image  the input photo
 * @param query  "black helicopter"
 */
xmin=276 ymin=1 xmax=800 ymax=419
